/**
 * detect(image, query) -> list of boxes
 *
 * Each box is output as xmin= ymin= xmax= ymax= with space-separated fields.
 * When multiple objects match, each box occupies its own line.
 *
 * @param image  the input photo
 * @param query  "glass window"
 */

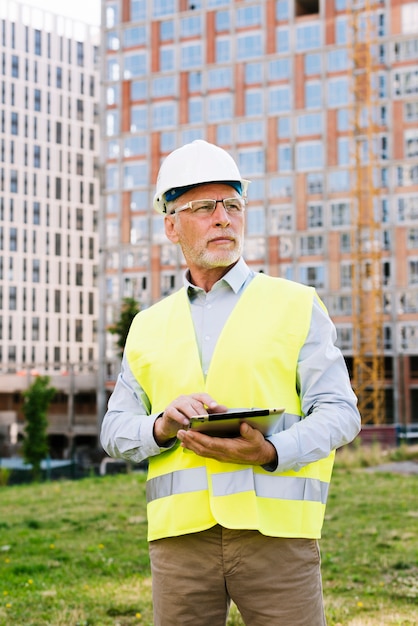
xmin=305 ymin=81 xmax=322 ymax=109
xmin=296 ymin=141 xmax=324 ymax=171
xmin=237 ymin=33 xmax=263 ymax=60
xmin=123 ymin=162 xmax=148 ymax=189
xmin=327 ymin=49 xmax=348 ymax=72
xmin=160 ymin=46 xmax=175 ymax=71
xmin=245 ymin=90 xmax=263 ymax=116
xmin=131 ymin=0 xmax=146 ymax=21
xmin=124 ymin=53 xmax=147 ymax=78
xmin=335 ymin=17 xmax=348 ymax=45
xmin=107 ymin=31 xmax=119 ymax=50
xmin=131 ymin=80 xmax=147 ymax=100
xmin=296 ymin=113 xmax=322 ymax=135
xmin=131 ymin=106 xmax=147 ymax=131
xmin=151 ymin=76 xmax=176 ymax=97
xmin=107 ymin=58 xmax=119 ymax=81
xmin=299 ymin=265 xmax=325 ymax=289
xmin=331 ymin=201 xmax=351 ymax=226
xmin=268 ymin=57 xmax=290 ymax=80
xmin=189 ymin=98 xmax=204 ymax=124
xmin=124 ymin=136 xmax=147 ymax=157
xmin=106 ymin=2 xmax=119 ymax=28
xmin=269 ymin=85 xmax=291 ymax=114
xmin=181 ymin=43 xmax=202 ymax=69
xmin=276 ymin=1 xmax=289 ymax=20
xmin=216 ymin=124 xmax=232 ymax=146
xmin=181 ymin=16 xmax=202 ymax=37
xmin=208 ymin=67 xmax=232 ymax=89
xmin=106 ymin=84 xmax=120 ymax=106
xmin=328 ymin=77 xmax=349 ymax=107
xmin=152 ymin=102 xmax=177 ymax=129
xmin=337 ymin=137 xmax=350 ymax=166
xmin=246 ymin=207 xmax=265 ymax=235
xmin=270 ymin=177 xmax=293 ymax=198
xmin=337 ymin=109 xmax=349 ymax=131
xmin=245 ymin=62 xmax=263 ymax=84
xmin=216 ymin=10 xmax=230 ymax=32
xmin=124 ymin=26 xmax=146 ymax=47
xmin=237 ymin=5 xmax=262 ymax=27
xmin=160 ymin=20 xmax=174 ymax=41
xmin=216 ymin=37 xmax=231 ymax=63
xmin=189 ymin=71 xmax=202 ymax=92
xmin=401 ymin=3 xmax=418 ymax=34
xmin=238 ymin=149 xmax=265 ymax=175
xmin=269 ymin=205 xmax=293 ymax=232
xmin=278 ymin=117 xmax=291 ymax=137
xmin=208 ymin=94 xmax=232 ymax=122
xmin=307 ymin=203 xmax=323 ymax=228
xmin=328 ymin=170 xmax=350 ymax=192
xmin=152 ymin=0 xmax=175 ymax=18
xmin=304 ymin=53 xmax=322 ymax=75
xmin=296 ymin=22 xmax=321 ymax=51
xmin=276 ymin=27 xmax=290 ymax=54
xmin=300 ymin=235 xmax=324 ymax=255
xmin=238 ymin=120 xmax=264 ymax=143
xmin=106 ymin=165 xmax=119 ymax=190
xmin=278 ymin=145 xmax=292 ymax=172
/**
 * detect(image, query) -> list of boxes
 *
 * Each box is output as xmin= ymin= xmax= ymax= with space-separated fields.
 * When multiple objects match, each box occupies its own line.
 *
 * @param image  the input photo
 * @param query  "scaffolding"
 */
xmin=349 ymin=1 xmax=386 ymax=424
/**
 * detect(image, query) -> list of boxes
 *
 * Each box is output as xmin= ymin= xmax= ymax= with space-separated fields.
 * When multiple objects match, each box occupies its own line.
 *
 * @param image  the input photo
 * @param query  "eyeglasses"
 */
xmin=170 ymin=197 xmax=246 ymax=217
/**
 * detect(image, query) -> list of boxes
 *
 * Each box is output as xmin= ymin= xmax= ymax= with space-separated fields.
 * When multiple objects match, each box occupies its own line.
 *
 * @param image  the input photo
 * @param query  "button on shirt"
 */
xmin=101 ymin=258 xmax=360 ymax=472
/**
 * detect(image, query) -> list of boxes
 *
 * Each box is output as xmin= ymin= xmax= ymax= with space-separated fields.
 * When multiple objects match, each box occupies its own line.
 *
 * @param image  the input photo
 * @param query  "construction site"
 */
xmin=0 ymin=0 xmax=417 ymax=463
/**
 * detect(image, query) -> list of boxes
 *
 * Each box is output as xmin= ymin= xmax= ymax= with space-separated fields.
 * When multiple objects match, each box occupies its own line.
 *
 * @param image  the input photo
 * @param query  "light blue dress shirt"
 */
xmin=101 ymin=258 xmax=361 ymax=472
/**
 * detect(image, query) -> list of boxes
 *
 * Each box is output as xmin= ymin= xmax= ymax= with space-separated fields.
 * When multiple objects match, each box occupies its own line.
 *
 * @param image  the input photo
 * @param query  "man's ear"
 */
xmin=164 ymin=215 xmax=180 ymax=244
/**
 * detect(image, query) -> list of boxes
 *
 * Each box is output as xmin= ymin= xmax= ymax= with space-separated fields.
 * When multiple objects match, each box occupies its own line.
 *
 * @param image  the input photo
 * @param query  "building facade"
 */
xmin=101 ymin=0 xmax=418 ymax=426
xmin=0 ymin=1 xmax=100 ymax=455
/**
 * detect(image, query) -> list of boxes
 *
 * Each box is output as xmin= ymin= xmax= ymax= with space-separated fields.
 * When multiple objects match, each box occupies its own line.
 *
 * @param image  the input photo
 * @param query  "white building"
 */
xmin=0 ymin=1 xmax=100 ymax=455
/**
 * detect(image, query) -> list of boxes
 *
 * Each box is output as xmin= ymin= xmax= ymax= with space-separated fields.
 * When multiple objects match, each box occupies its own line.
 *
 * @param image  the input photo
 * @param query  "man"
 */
xmin=101 ymin=140 xmax=361 ymax=626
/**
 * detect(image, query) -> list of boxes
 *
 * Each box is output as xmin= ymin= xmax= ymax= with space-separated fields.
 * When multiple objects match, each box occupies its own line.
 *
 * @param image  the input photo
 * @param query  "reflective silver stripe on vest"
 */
xmin=211 ymin=468 xmax=329 ymax=504
xmin=147 ymin=466 xmax=328 ymax=505
xmin=146 ymin=466 xmax=208 ymax=503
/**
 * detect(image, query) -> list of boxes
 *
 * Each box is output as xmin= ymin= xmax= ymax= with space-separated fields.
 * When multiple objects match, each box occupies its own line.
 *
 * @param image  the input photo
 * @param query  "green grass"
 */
xmin=0 ymin=451 xmax=417 ymax=626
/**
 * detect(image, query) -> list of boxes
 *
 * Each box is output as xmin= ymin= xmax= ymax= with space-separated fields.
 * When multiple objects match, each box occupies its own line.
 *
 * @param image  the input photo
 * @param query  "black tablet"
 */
xmin=188 ymin=407 xmax=285 ymax=437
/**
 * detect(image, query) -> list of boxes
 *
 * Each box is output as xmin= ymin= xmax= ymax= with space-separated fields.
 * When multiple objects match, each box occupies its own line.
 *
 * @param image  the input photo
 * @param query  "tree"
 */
xmin=108 ymin=297 xmax=141 ymax=358
xmin=22 ymin=376 xmax=56 ymax=481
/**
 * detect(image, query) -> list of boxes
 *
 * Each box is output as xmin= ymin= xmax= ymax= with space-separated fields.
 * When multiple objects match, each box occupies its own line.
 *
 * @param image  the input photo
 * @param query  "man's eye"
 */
xmin=193 ymin=203 xmax=214 ymax=213
xmin=225 ymin=201 xmax=242 ymax=212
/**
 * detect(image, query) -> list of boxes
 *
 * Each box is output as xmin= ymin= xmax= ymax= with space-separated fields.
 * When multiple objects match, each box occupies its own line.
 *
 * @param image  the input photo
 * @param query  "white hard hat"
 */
xmin=153 ymin=140 xmax=250 ymax=213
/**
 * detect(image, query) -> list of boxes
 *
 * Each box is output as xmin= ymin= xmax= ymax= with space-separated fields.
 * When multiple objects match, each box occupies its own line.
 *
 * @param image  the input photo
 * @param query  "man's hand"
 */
xmin=153 ymin=393 xmax=227 ymax=446
xmin=177 ymin=421 xmax=278 ymax=467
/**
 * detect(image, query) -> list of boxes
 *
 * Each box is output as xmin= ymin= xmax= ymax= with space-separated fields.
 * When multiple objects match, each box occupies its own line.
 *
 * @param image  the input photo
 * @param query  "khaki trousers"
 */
xmin=149 ymin=525 xmax=326 ymax=626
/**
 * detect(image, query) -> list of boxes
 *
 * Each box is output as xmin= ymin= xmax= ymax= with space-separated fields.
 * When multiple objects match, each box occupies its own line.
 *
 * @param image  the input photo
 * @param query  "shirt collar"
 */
xmin=184 ymin=257 xmax=252 ymax=295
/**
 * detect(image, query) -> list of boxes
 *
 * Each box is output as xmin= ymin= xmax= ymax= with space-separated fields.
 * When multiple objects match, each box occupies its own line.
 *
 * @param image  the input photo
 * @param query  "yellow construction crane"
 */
xmin=349 ymin=1 xmax=386 ymax=424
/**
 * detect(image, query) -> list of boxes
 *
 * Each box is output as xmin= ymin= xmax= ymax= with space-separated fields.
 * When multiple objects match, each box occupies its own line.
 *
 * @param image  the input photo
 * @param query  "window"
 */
xmin=160 ymin=46 xmax=175 ymax=71
xmin=269 ymin=206 xmax=293 ymax=233
xmin=276 ymin=27 xmax=289 ymax=54
xmin=237 ymin=5 xmax=262 ymax=27
xmin=208 ymin=94 xmax=232 ymax=122
xmin=338 ymin=137 xmax=350 ymax=165
xmin=34 ymin=29 xmax=41 ymax=55
xmin=296 ymin=141 xmax=323 ymax=171
xmin=216 ymin=37 xmax=231 ymax=63
xmin=124 ymin=26 xmax=146 ymax=47
xmin=268 ymin=57 xmax=290 ymax=80
xmin=130 ymin=106 xmax=147 ymax=131
xmin=208 ymin=67 xmax=232 ymax=90
xmin=189 ymin=98 xmax=203 ymax=124
xmin=296 ymin=113 xmax=322 ymax=135
xmin=300 ymin=265 xmax=325 ymax=289
xmin=405 ymin=130 xmax=418 ymax=158
xmin=238 ymin=121 xmax=264 ymax=143
xmin=238 ymin=149 xmax=265 ymax=175
xmin=245 ymin=62 xmax=263 ymax=84
xmin=305 ymin=53 xmax=321 ymax=75
xmin=278 ymin=145 xmax=292 ymax=172
xmin=296 ymin=22 xmax=321 ymax=51
xmin=307 ymin=203 xmax=323 ymax=228
xmin=11 ymin=112 xmax=18 ymax=135
xmin=408 ymin=259 xmax=418 ymax=284
xmin=237 ymin=33 xmax=263 ymax=60
xmin=300 ymin=235 xmax=324 ymax=255
xmin=181 ymin=43 xmax=202 ymax=69
xmin=305 ymin=81 xmax=322 ymax=109
xmin=124 ymin=53 xmax=147 ymax=78
xmin=245 ymin=90 xmax=263 ymax=116
xmin=328 ymin=77 xmax=349 ymax=107
xmin=328 ymin=49 xmax=348 ymax=72
xmin=269 ymin=85 xmax=291 ymax=113
xmin=180 ymin=16 xmax=202 ymax=37
xmin=152 ymin=102 xmax=176 ymax=129
xmin=331 ymin=201 xmax=351 ymax=227
xmin=11 ymin=55 xmax=19 ymax=77
xmin=123 ymin=161 xmax=148 ymax=188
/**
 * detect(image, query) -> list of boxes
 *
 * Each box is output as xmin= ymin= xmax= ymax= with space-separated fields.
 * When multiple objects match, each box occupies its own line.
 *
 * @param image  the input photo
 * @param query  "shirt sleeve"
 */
xmin=100 ymin=353 xmax=176 ymax=464
xmin=267 ymin=295 xmax=361 ymax=472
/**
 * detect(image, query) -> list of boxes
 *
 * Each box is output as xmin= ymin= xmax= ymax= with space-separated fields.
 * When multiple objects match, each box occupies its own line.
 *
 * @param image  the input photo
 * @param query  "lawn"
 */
xmin=0 ymin=454 xmax=417 ymax=626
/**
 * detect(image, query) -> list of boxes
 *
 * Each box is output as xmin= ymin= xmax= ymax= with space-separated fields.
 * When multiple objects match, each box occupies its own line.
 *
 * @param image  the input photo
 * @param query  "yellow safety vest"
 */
xmin=126 ymin=273 xmax=335 ymax=541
